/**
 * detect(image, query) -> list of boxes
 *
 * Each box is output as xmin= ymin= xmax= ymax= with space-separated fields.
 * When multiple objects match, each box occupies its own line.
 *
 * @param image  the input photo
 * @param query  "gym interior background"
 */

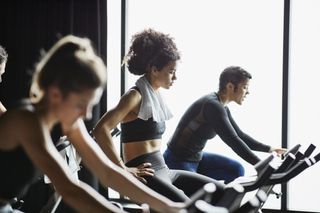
xmin=0 ymin=0 xmax=319 ymax=212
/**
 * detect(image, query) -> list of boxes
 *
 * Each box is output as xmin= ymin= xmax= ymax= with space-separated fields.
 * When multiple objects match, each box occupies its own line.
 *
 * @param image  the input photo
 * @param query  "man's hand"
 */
xmin=270 ymin=147 xmax=287 ymax=156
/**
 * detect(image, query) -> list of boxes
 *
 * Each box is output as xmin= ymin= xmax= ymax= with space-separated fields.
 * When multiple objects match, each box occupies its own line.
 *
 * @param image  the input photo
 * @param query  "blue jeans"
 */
xmin=163 ymin=148 xmax=244 ymax=183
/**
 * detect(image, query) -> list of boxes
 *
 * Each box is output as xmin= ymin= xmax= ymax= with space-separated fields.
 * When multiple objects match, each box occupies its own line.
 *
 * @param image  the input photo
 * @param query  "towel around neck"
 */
xmin=135 ymin=75 xmax=173 ymax=122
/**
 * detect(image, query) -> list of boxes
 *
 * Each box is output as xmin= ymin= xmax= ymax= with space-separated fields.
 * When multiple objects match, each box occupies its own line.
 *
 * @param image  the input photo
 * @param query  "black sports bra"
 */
xmin=120 ymin=118 xmax=165 ymax=143
xmin=0 ymin=100 xmax=40 ymax=199
xmin=120 ymin=86 xmax=166 ymax=143
xmin=0 ymin=146 xmax=40 ymax=200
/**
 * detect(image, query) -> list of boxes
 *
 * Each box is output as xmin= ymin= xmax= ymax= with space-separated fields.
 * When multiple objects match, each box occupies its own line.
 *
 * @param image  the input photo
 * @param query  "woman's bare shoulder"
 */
xmin=124 ymin=87 xmax=141 ymax=100
xmin=0 ymin=108 xmax=41 ymax=148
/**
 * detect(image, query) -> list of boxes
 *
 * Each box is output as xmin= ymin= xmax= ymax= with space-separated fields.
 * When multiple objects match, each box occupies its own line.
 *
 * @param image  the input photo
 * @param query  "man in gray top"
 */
xmin=164 ymin=66 xmax=286 ymax=183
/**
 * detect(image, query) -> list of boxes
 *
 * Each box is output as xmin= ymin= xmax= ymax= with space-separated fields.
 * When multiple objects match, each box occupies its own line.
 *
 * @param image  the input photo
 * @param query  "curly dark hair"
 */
xmin=124 ymin=28 xmax=180 ymax=75
xmin=0 ymin=45 xmax=8 ymax=64
xmin=218 ymin=66 xmax=252 ymax=92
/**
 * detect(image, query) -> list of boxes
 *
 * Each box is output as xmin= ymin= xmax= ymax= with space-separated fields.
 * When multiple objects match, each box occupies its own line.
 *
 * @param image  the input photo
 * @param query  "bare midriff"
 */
xmin=123 ymin=139 xmax=162 ymax=163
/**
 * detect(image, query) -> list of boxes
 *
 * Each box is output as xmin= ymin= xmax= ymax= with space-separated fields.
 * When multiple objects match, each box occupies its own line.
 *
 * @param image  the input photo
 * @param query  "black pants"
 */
xmin=126 ymin=151 xmax=225 ymax=204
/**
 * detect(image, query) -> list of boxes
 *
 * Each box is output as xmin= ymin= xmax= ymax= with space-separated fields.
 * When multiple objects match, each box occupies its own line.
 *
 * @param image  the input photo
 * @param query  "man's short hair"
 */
xmin=219 ymin=66 xmax=252 ymax=92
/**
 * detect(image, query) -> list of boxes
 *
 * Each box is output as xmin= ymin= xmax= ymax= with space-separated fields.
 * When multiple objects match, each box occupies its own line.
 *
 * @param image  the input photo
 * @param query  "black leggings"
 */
xmin=126 ymin=151 xmax=225 ymax=203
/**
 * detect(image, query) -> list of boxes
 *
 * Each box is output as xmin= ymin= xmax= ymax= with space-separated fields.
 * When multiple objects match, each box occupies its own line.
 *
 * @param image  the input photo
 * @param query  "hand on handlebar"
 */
xmin=270 ymin=147 xmax=287 ymax=156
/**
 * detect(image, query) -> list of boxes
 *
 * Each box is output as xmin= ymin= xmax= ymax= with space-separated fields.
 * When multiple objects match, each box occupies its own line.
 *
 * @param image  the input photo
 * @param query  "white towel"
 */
xmin=135 ymin=75 xmax=173 ymax=122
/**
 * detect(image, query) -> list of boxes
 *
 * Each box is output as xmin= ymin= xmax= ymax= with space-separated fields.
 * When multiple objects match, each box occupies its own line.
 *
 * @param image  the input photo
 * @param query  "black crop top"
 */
xmin=0 ymin=146 xmax=40 ymax=199
xmin=120 ymin=86 xmax=166 ymax=143
xmin=0 ymin=99 xmax=41 ymax=199
xmin=121 ymin=118 xmax=166 ymax=143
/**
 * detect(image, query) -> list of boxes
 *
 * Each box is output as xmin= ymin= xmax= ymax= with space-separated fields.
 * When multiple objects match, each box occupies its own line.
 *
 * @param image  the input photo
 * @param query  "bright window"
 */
xmin=106 ymin=0 xmax=122 ymax=199
xmin=107 ymin=0 xmax=122 ymax=110
xmin=288 ymin=0 xmax=320 ymax=211
xmin=127 ymin=0 xmax=283 ymax=209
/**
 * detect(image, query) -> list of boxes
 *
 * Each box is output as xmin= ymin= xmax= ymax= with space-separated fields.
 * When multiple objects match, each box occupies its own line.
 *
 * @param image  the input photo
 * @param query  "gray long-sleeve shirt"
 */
xmin=167 ymin=92 xmax=270 ymax=164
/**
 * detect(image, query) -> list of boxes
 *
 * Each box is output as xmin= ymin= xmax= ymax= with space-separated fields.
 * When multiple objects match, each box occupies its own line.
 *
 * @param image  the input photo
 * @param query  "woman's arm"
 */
xmin=92 ymin=107 xmax=127 ymax=168
xmin=68 ymin=119 xmax=184 ymax=213
xmin=92 ymin=90 xmax=139 ymax=167
xmin=17 ymin=111 xmax=123 ymax=213
xmin=92 ymin=90 xmax=154 ymax=181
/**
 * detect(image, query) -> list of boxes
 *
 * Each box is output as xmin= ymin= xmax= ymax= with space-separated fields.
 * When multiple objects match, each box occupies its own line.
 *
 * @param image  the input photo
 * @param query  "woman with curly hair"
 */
xmin=93 ymin=28 xmax=225 ymax=204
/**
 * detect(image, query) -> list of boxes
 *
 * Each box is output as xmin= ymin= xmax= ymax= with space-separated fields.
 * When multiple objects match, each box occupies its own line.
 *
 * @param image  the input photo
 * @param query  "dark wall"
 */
xmin=0 ymin=0 xmax=107 ymax=126
xmin=0 ymin=1 xmax=108 ymax=211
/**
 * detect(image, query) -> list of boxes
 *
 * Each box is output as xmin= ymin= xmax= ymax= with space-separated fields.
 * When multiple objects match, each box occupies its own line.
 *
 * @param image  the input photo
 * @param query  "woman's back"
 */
xmin=0 ymin=145 xmax=39 ymax=200
xmin=0 ymin=103 xmax=40 ymax=200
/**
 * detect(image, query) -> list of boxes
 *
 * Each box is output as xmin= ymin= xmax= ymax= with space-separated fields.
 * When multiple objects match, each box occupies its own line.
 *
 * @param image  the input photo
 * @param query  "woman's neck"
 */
xmin=34 ymin=100 xmax=58 ymax=131
xmin=144 ymin=73 xmax=160 ymax=91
